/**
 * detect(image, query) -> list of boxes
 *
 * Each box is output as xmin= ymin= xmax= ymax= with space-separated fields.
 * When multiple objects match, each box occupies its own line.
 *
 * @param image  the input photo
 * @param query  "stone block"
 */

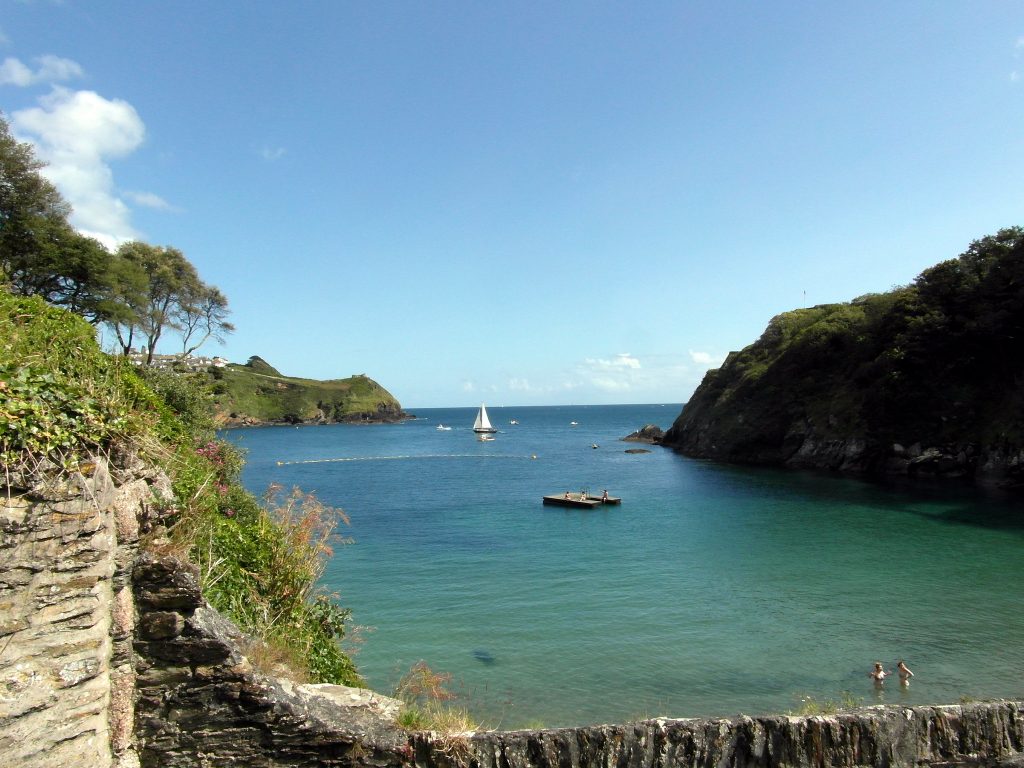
xmin=134 ymin=555 xmax=201 ymax=610
xmin=140 ymin=611 xmax=185 ymax=640
xmin=111 ymin=585 xmax=135 ymax=639
xmin=112 ymin=479 xmax=151 ymax=544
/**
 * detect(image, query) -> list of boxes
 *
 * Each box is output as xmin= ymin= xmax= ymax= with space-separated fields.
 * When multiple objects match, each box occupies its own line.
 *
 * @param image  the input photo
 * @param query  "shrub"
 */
xmin=0 ymin=293 xmax=135 ymax=472
xmin=176 ymin=477 xmax=362 ymax=686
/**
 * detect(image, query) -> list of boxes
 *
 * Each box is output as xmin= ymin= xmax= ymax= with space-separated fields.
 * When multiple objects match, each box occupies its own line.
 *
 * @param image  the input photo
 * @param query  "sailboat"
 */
xmin=472 ymin=403 xmax=498 ymax=434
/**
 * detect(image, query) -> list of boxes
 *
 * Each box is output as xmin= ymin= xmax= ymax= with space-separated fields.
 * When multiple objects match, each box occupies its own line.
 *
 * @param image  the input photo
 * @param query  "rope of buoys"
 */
xmin=275 ymin=453 xmax=538 ymax=466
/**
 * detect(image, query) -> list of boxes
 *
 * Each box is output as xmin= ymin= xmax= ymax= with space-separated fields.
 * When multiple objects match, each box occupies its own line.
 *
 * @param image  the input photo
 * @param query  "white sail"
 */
xmin=473 ymin=403 xmax=496 ymax=433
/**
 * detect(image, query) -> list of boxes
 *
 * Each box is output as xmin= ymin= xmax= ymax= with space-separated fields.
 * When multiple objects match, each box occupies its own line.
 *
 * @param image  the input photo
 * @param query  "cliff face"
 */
xmin=663 ymin=230 xmax=1024 ymax=488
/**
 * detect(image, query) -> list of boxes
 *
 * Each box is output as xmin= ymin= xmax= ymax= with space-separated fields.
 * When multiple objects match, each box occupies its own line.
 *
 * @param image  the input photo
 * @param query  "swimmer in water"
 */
xmin=869 ymin=661 xmax=891 ymax=684
xmin=897 ymin=660 xmax=914 ymax=685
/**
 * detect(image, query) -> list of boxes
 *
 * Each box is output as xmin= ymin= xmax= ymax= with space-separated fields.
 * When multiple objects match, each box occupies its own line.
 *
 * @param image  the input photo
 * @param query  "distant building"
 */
xmin=128 ymin=352 xmax=228 ymax=371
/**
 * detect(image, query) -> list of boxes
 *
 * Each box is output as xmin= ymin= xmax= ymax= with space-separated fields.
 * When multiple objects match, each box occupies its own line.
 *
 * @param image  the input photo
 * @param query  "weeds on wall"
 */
xmin=395 ymin=661 xmax=479 ymax=735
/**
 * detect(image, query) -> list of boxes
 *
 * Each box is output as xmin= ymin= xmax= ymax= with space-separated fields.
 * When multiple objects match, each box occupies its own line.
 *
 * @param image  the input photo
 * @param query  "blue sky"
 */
xmin=2 ymin=2 xmax=1022 ymax=408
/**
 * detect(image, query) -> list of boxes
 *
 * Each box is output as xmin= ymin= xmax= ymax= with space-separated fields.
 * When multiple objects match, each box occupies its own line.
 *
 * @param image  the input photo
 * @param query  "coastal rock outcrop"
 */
xmin=663 ymin=230 xmax=1024 ymax=489
xmin=623 ymin=424 xmax=665 ymax=444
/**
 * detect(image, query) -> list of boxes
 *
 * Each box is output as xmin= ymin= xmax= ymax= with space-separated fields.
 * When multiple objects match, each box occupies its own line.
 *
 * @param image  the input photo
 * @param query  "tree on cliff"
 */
xmin=1 ymin=113 xmax=234 ymax=359
xmin=106 ymin=241 xmax=234 ymax=364
xmin=175 ymin=283 xmax=235 ymax=357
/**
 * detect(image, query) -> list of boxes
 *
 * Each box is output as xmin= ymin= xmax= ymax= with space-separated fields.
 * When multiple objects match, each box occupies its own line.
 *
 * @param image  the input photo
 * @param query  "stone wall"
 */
xmin=421 ymin=702 xmax=1024 ymax=768
xmin=0 ymin=456 xmax=157 ymax=767
xmin=131 ymin=552 xmax=407 ymax=767
xmin=2 ymin=455 xmax=1022 ymax=768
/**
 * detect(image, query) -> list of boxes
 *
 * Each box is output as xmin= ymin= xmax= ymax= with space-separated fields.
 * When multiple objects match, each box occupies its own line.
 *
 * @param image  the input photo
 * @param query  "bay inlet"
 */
xmin=223 ymin=404 xmax=1024 ymax=729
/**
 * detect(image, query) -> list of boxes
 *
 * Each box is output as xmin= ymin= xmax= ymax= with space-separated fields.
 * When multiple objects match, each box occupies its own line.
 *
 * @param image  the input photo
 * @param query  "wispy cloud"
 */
xmin=584 ymin=353 xmax=641 ymax=370
xmin=477 ymin=351 xmax=710 ymax=403
xmin=124 ymin=190 xmax=179 ymax=212
xmin=1011 ymin=36 xmax=1024 ymax=83
xmin=13 ymin=87 xmax=146 ymax=248
xmin=258 ymin=145 xmax=286 ymax=161
xmin=0 ymin=54 xmax=83 ymax=86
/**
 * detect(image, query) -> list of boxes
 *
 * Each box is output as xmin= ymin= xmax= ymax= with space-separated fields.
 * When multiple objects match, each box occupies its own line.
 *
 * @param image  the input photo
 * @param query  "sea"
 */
xmin=222 ymin=404 xmax=1024 ymax=729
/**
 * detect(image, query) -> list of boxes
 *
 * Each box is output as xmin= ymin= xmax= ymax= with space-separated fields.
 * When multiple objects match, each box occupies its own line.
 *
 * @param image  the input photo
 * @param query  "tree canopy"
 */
xmin=0 ymin=112 xmax=233 ymax=360
xmin=664 ymin=227 xmax=1024 ymax=465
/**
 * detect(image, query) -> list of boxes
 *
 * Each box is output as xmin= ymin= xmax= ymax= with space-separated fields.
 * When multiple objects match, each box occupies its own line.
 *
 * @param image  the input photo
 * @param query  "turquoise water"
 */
xmin=223 ymin=404 xmax=1024 ymax=728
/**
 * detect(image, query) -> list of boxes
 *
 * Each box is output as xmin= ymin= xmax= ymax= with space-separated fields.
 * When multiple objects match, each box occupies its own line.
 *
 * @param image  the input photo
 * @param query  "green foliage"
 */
xmin=215 ymin=361 xmax=402 ymax=424
xmin=668 ymin=228 xmax=1024 ymax=460
xmin=242 ymin=355 xmax=282 ymax=376
xmin=1 ymin=287 xmax=361 ymax=686
xmin=1 ymin=114 xmax=231 ymax=356
xmin=0 ymin=292 xmax=134 ymax=469
xmin=177 ymin=470 xmax=363 ymax=686
xmin=133 ymin=366 xmax=216 ymax=441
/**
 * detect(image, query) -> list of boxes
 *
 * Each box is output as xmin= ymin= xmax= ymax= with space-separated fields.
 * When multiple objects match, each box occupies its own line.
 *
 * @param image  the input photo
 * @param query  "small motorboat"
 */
xmin=478 ymin=434 xmax=495 ymax=442
xmin=436 ymin=424 xmax=452 ymax=431
xmin=509 ymin=419 xmax=518 ymax=425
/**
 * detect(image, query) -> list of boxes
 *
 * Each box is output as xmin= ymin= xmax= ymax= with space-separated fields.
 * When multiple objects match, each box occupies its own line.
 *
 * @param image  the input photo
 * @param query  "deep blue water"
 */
xmin=223 ymin=404 xmax=1024 ymax=728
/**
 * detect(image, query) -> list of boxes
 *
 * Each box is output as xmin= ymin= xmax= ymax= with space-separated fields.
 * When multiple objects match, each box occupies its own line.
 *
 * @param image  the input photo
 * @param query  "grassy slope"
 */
xmin=214 ymin=357 xmax=404 ymax=424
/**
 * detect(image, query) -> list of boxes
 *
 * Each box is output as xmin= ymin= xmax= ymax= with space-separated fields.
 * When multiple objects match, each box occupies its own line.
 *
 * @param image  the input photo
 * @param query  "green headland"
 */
xmin=211 ymin=355 xmax=406 ymax=427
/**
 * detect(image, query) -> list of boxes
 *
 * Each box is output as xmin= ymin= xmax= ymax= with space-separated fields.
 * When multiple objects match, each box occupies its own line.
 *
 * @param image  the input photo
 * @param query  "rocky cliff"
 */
xmin=663 ymin=229 xmax=1024 ymax=488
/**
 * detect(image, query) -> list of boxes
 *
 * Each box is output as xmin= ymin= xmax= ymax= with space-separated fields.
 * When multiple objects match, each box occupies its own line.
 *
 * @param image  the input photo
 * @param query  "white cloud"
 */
xmin=577 ymin=353 xmax=645 ymax=393
xmin=689 ymin=349 xmax=726 ymax=368
xmin=0 ymin=55 xmax=83 ymax=86
xmin=12 ymin=87 xmax=147 ymax=248
xmin=508 ymin=378 xmax=533 ymax=391
xmin=0 ymin=57 xmax=33 ymax=86
xmin=462 ymin=380 xmax=475 ymax=392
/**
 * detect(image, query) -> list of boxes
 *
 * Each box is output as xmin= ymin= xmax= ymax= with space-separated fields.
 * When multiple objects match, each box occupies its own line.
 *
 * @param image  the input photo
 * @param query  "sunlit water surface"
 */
xmin=223 ymin=404 xmax=1024 ymax=728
